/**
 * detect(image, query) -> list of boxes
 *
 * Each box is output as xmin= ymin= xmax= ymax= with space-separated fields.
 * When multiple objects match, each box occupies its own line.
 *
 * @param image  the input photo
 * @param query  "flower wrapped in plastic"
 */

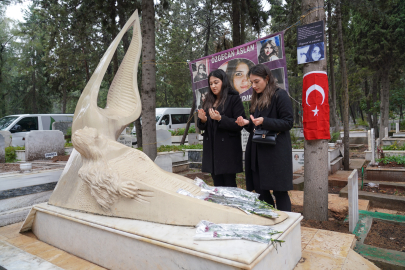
xmin=177 ymin=178 xmax=279 ymax=219
xmin=194 ymin=220 xmax=284 ymax=245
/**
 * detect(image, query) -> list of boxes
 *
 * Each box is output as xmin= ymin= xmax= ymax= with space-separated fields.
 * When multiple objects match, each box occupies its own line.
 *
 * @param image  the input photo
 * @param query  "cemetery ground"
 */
xmin=0 ymin=145 xmax=403 ymax=269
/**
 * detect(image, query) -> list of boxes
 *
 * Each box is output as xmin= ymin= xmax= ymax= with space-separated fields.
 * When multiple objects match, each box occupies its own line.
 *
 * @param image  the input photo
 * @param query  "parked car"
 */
xmin=132 ymin=108 xmax=195 ymax=134
xmin=0 ymin=114 xmax=74 ymax=146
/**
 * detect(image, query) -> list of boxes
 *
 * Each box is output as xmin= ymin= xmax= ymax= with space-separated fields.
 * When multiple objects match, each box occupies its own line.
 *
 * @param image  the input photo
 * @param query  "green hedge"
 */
xmin=5 ymin=146 xmax=24 ymax=163
xmin=169 ymin=126 xmax=196 ymax=136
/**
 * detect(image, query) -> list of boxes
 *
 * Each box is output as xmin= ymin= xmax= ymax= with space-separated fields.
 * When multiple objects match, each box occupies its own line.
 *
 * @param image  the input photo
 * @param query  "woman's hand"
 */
xmin=235 ymin=116 xmax=249 ymax=126
xmin=250 ymin=115 xmax=264 ymax=126
xmin=209 ymin=108 xmax=221 ymax=121
xmin=198 ymin=109 xmax=207 ymax=123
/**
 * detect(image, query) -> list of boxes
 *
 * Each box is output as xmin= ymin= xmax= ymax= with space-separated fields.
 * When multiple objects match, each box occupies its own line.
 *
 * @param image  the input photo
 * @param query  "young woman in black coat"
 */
xmin=197 ymin=69 xmax=246 ymax=187
xmin=236 ymin=64 xmax=294 ymax=211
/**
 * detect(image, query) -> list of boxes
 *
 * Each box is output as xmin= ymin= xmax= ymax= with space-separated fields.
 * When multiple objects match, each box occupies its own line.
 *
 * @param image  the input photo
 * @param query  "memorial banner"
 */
xmin=189 ymin=31 xmax=289 ymax=109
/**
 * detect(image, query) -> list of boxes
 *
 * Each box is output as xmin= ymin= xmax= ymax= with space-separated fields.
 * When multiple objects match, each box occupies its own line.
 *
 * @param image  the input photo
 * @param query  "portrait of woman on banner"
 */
xmin=257 ymin=36 xmax=281 ymax=64
xmin=192 ymin=60 xmax=209 ymax=83
xmin=219 ymin=58 xmax=255 ymax=95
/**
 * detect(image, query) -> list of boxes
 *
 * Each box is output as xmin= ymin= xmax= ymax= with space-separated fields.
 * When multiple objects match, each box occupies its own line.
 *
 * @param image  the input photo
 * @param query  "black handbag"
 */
xmin=252 ymin=128 xmax=279 ymax=145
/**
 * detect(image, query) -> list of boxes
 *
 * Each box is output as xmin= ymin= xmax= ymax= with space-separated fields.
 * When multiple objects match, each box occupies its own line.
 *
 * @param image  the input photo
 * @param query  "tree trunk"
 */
xmin=181 ymin=99 xmax=196 ymax=145
xmin=328 ymin=1 xmax=339 ymax=133
xmin=232 ymin=0 xmax=240 ymax=47
xmin=365 ymin=78 xmax=373 ymax=129
xmin=358 ymin=101 xmax=364 ymax=122
xmin=240 ymin=0 xmax=247 ymax=44
xmin=204 ymin=1 xmax=212 ymax=57
xmin=141 ymin=0 xmax=157 ymax=160
xmin=350 ymin=105 xmax=356 ymax=124
xmin=302 ymin=0 xmax=329 ymax=222
xmin=62 ymin=88 xmax=67 ymax=113
xmin=32 ymin=68 xmax=38 ymax=114
xmin=372 ymin=75 xmax=379 ymax=136
xmin=135 ymin=118 xmax=142 ymax=147
xmin=379 ymin=69 xmax=390 ymax=141
xmin=337 ymin=0 xmax=349 ymax=170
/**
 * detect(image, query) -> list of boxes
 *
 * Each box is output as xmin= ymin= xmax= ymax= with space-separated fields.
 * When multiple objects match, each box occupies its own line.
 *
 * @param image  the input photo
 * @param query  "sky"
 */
xmin=5 ymin=1 xmax=32 ymax=22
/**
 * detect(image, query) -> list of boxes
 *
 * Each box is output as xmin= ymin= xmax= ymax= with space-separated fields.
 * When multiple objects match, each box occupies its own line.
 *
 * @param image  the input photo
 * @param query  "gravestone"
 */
xmin=0 ymin=130 xmax=12 ymax=147
xmin=370 ymin=128 xmax=375 ymax=165
xmin=25 ymin=131 xmax=65 ymax=161
xmin=385 ymin=127 xmax=388 ymax=138
xmin=348 ymin=169 xmax=359 ymax=233
xmin=367 ymin=130 xmax=371 ymax=151
xmin=154 ymin=155 xmax=172 ymax=172
xmin=188 ymin=133 xmax=199 ymax=145
xmin=52 ymin=121 xmax=72 ymax=135
xmin=396 ymin=122 xmax=400 ymax=133
xmin=117 ymin=135 xmax=132 ymax=147
xmin=156 ymin=129 xmax=172 ymax=147
xmin=0 ymin=134 xmax=5 ymax=163
xmin=241 ymin=129 xmax=249 ymax=151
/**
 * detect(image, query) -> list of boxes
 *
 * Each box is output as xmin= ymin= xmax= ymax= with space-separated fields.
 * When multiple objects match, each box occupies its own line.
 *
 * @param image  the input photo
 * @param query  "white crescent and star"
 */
xmin=306 ymin=84 xmax=325 ymax=116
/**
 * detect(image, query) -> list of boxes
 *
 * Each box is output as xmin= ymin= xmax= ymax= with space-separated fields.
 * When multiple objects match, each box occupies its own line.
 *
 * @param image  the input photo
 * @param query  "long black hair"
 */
xmin=306 ymin=43 xmax=325 ymax=62
xmin=202 ymin=69 xmax=233 ymax=112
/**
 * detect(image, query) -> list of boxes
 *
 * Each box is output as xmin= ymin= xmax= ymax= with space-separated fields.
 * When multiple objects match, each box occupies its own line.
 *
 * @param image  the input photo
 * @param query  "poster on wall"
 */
xmin=189 ymin=31 xmax=289 ymax=109
xmin=297 ymin=21 xmax=325 ymax=64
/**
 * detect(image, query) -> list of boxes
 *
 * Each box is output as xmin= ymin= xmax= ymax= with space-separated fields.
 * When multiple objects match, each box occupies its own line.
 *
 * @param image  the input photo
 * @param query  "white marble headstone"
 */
xmin=117 ymin=134 xmax=132 ymax=147
xmin=156 ymin=129 xmax=172 ymax=147
xmin=385 ymin=127 xmax=388 ymax=138
xmin=188 ymin=133 xmax=199 ymax=145
xmin=0 ymin=130 xmax=12 ymax=148
xmin=348 ymin=169 xmax=359 ymax=233
xmin=367 ymin=130 xmax=371 ymax=151
xmin=25 ymin=131 xmax=65 ymax=161
xmin=396 ymin=122 xmax=400 ymax=133
xmin=370 ymin=128 xmax=375 ymax=165
xmin=154 ymin=155 xmax=172 ymax=172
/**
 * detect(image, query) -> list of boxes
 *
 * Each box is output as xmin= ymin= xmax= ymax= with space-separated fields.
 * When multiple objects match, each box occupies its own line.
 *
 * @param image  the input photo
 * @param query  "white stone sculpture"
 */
xmin=48 ymin=10 xmax=288 ymax=226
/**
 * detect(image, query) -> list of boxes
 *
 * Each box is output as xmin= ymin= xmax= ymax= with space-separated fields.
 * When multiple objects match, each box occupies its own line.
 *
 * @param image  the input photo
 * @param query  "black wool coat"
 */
xmin=245 ymin=88 xmax=294 ymax=191
xmin=197 ymin=89 xmax=246 ymax=175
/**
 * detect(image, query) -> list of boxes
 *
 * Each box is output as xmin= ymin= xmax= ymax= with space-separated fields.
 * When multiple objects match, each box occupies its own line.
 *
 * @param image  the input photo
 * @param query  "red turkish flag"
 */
xmin=302 ymin=71 xmax=330 ymax=140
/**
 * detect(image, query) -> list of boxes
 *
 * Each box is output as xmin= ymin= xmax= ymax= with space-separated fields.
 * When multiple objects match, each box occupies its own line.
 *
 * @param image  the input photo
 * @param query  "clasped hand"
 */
xmin=197 ymin=108 xmax=221 ymax=122
xmin=235 ymin=115 xmax=264 ymax=126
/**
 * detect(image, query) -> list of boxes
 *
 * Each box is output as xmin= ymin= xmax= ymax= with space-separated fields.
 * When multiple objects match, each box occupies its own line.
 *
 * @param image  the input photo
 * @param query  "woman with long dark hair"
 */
xmin=235 ymin=64 xmax=294 ymax=211
xmin=299 ymin=43 xmax=325 ymax=63
xmin=258 ymin=40 xmax=279 ymax=63
xmin=225 ymin=58 xmax=255 ymax=94
xmin=197 ymin=69 xmax=246 ymax=187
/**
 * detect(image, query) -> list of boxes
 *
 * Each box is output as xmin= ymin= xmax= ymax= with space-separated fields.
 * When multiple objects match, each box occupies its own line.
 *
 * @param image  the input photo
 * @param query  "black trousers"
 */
xmin=256 ymin=189 xmax=291 ymax=212
xmin=211 ymin=173 xmax=237 ymax=187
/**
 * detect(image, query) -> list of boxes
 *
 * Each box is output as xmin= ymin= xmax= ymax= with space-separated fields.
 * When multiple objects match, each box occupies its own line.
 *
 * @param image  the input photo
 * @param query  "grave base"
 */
xmin=21 ymin=203 xmax=302 ymax=270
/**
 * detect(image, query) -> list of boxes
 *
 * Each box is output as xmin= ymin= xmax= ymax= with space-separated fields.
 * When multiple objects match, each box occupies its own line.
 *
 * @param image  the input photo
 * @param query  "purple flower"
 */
xmin=205 ymin=226 xmax=209 ymax=232
xmin=213 ymin=231 xmax=218 ymax=238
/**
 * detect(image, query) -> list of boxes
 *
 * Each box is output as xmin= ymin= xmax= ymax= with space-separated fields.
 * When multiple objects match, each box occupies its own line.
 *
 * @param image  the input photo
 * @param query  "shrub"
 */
xmin=169 ymin=126 xmax=196 ymax=136
xmin=382 ymin=142 xmax=405 ymax=150
xmin=5 ymin=146 xmax=18 ymax=163
xmin=329 ymin=132 xmax=340 ymax=143
xmin=356 ymin=119 xmax=369 ymax=127
xmin=376 ymin=155 xmax=405 ymax=165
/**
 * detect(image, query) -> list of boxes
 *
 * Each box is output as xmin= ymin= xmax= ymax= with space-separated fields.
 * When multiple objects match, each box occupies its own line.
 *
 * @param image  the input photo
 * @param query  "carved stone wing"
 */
xmin=72 ymin=10 xmax=142 ymax=140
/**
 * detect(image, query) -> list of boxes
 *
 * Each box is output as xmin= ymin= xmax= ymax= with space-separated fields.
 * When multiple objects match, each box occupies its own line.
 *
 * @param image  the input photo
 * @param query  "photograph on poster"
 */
xmin=270 ymin=67 xmax=285 ymax=90
xmin=195 ymin=87 xmax=209 ymax=109
xmin=297 ymin=42 xmax=325 ymax=64
xmin=192 ymin=59 xmax=209 ymax=83
xmin=218 ymin=58 xmax=255 ymax=94
xmin=257 ymin=35 xmax=282 ymax=63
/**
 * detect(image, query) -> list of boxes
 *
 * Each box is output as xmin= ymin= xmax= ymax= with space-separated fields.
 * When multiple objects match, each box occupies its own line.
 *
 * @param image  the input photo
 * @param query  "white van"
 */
xmin=0 ymin=114 xmax=74 ymax=146
xmin=132 ymin=108 xmax=195 ymax=134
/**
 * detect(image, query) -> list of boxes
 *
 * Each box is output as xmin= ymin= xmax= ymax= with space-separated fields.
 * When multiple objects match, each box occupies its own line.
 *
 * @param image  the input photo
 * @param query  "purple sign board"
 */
xmin=189 ymin=31 xmax=288 ymax=109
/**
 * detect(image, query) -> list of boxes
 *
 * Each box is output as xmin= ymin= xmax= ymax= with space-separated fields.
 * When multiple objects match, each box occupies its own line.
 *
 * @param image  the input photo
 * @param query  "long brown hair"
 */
xmin=248 ymin=64 xmax=277 ymax=113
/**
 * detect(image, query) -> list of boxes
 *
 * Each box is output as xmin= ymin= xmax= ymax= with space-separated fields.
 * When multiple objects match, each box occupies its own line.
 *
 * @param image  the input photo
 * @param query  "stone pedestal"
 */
xmin=21 ymin=203 xmax=303 ymax=270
